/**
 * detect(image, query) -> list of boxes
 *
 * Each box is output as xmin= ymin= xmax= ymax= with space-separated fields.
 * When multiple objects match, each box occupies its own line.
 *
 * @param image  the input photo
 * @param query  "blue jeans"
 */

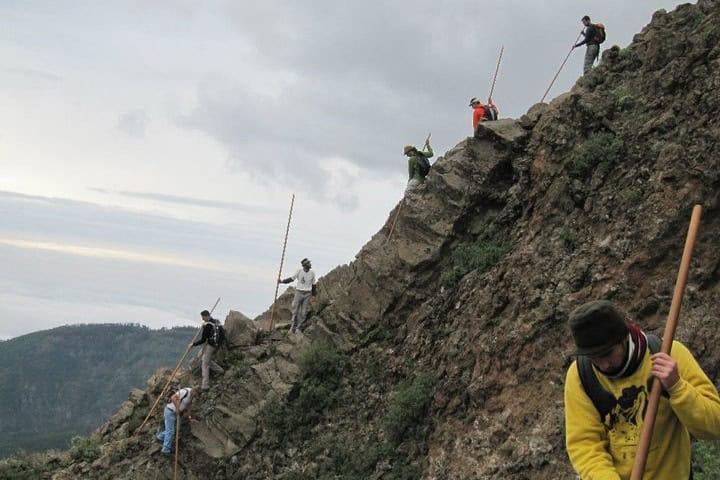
xmin=156 ymin=405 xmax=177 ymax=453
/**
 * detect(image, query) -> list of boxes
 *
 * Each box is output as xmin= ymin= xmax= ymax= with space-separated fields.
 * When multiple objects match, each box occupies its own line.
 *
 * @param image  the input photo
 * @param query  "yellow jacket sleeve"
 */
xmin=667 ymin=341 xmax=720 ymax=440
xmin=564 ymin=362 xmax=621 ymax=480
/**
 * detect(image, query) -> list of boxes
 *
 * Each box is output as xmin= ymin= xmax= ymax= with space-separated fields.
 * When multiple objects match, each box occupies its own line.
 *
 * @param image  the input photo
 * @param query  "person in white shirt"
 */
xmin=278 ymin=258 xmax=317 ymax=333
xmin=156 ymin=387 xmax=199 ymax=455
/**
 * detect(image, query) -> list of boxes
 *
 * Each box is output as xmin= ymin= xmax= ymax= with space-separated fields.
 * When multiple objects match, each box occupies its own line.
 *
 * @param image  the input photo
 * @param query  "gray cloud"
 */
xmin=0 ymin=189 xmax=348 ymax=337
xmin=0 ymin=191 xmax=296 ymax=335
xmin=0 ymin=292 xmax=193 ymax=340
xmin=117 ymin=109 xmax=148 ymax=138
xmin=176 ymin=0 xmax=682 ymax=205
xmin=0 ymin=0 xmax=687 ymax=338
xmin=89 ymin=188 xmax=283 ymax=214
xmin=0 ymin=66 xmax=61 ymax=82
xmin=0 ymin=240 xmax=254 ymax=309
xmin=0 ymin=66 xmax=61 ymax=90
xmin=0 ymin=190 xmax=277 ymax=260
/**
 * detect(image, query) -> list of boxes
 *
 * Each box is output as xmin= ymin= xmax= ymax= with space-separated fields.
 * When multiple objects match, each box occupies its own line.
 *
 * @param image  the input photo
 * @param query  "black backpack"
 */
xmin=208 ymin=321 xmax=225 ymax=347
xmin=483 ymin=105 xmax=498 ymax=122
xmin=577 ymin=333 xmax=661 ymax=422
xmin=416 ymin=156 xmax=431 ymax=177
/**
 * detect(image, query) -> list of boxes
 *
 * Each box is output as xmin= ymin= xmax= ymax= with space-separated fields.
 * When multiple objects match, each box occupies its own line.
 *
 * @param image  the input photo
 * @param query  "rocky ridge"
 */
xmin=3 ymin=1 xmax=720 ymax=478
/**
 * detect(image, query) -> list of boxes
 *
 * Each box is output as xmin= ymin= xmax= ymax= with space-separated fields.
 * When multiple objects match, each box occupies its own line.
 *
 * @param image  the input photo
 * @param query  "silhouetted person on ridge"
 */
xmin=574 ymin=15 xmax=606 ymax=75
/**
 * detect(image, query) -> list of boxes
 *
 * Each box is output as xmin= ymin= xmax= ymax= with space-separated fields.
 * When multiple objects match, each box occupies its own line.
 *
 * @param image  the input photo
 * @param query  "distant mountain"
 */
xmin=0 ymin=323 xmax=197 ymax=457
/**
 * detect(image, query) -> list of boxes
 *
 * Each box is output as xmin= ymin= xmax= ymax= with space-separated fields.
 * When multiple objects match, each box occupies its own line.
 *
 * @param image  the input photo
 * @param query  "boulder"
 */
xmin=224 ymin=310 xmax=259 ymax=347
xmin=474 ymin=119 xmax=528 ymax=146
xmin=254 ymin=288 xmax=296 ymax=330
xmin=519 ymin=102 xmax=550 ymax=129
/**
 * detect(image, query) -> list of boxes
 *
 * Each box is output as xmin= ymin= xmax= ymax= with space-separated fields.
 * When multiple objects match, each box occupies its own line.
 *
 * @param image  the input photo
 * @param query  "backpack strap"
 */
xmin=209 ymin=322 xmax=221 ymax=346
xmin=168 ymin=388 xmax=189 ymax=407
xmin=176 ymin=388 xmax=189 ymax=403
xmin=218 ymin=324 xmax=225 ymax=345
xmin=646 ymin=333 xmax=661 ymax=354
xmin=577 ymin=333 xmax=664 ymax=421
xmin=577 ymin=356 xmax=617 ymax=422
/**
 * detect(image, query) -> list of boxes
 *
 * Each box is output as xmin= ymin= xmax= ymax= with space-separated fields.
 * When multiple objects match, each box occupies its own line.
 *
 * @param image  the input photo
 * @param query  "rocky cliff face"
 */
xmin=4 ymin=1 xmax=720 ymax=479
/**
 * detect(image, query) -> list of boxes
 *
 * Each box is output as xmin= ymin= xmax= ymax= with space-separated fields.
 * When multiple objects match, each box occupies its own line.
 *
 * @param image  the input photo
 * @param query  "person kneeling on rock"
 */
xmin=156 ymin=386 xmax=200 ymax=456
xmin=470 ymin=96 xmax=498 ymax=138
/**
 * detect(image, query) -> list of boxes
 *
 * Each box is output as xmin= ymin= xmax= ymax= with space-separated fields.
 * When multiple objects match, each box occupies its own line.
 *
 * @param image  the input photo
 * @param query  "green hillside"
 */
xmin=0 ymin=324 xmax=197 ymax=457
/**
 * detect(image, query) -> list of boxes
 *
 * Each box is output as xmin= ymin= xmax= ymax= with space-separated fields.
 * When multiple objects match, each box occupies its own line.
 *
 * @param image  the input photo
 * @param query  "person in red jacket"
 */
xmin=469 ymin=97 xmax=498 ymax=137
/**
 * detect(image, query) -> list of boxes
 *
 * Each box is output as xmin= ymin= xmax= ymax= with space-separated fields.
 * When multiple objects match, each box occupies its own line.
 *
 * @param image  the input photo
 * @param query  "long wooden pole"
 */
xmin=385 ymin=199 xmax=404 ymax=245
xmin=488 ymin=45 xmax=504 ymax=100
xmin=174 ymin=408 xmax=180 ymax=480
xmin=540 ymin=32 xmax=583 ymax=103
xmin=630 ymin=205 xmax=702 ymax=480
xmin=136 ymin=297 xmax=221 ymax=433
xmin=268 ymin=194 xmax=295 ymax=331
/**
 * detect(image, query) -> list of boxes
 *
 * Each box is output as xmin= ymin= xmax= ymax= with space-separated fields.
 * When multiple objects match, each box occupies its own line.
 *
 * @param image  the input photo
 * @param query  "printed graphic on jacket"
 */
xmin=603 ymin=385 xmax=648 ymax=443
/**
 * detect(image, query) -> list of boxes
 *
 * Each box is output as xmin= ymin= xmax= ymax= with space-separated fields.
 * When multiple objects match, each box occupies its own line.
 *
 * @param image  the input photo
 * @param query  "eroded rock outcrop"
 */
xmin=5 ymin=1 xmax=720 ymax=479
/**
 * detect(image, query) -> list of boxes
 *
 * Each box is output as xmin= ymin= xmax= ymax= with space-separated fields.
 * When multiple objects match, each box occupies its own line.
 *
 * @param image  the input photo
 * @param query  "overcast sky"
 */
xmin=0 ymin=1 xmax=686 ymax=339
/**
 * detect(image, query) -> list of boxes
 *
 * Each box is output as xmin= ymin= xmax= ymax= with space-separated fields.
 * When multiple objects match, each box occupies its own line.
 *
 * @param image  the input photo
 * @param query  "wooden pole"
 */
xmin=268 ymin=194 xmax=295 ymax=332
xmin=630 ymin=205 xmax=702 ymax=480
xmin=385 ymin=199 xmax=404 ymax=245
xmin=540 ymin=32 xmax=583 ymax=103
xmin=174 ymin=407 xmax=180 ymax=480
xmin=488 ymin=45 xmax=504 ymax=100
xmin=136 ymin=297 xmax=221 ymax=433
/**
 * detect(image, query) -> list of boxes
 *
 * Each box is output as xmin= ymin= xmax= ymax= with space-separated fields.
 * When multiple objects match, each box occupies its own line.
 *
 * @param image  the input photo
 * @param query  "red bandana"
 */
xmin=619 ymin=321 xmax=648 ymax=378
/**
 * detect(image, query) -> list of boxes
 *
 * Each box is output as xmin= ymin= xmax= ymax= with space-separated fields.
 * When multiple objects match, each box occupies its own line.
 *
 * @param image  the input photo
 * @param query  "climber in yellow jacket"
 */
xmin=564 ymin=300 xmax=720 ymax=480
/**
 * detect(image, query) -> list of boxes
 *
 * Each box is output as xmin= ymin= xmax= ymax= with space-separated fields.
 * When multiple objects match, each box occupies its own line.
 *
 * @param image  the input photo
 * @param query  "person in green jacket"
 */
xmin=403 ymin=137 xmax=433 ymax=196
xmin=564 ymin=300 xmax=720 ymax=479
